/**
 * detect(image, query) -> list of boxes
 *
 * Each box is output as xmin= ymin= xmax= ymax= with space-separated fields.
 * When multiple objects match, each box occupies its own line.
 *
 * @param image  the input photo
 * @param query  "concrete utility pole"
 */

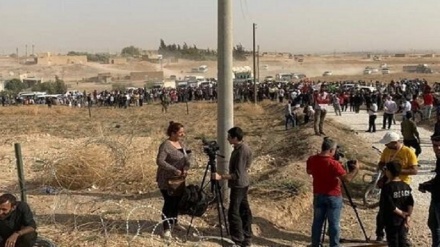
xmin=16 ymin=48 xmax=19 ymax=64
xmin=253 ymin=23 xmax=257 ymax=104
xmin=25 ymin=44 xmax=28 ymax=57
xmin=217 ymin=0 xmax=233 ymax=200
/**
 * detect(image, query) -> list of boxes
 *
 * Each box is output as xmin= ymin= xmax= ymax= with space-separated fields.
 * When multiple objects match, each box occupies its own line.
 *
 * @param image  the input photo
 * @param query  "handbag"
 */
xmin=167 ymin=176 xmax=186 ymax=196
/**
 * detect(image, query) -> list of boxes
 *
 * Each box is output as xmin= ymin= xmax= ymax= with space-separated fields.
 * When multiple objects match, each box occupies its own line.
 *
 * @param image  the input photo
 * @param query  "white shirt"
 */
xmin=279 ymin=88 xmax=285 ymax=97
xmin=369 ymin=103 xmax=378 ymax=116
xmin=401 ymin=84 xmax=407 ymax=92
xmin=401 ymin=101 xmax=411 ymax=116
xmin=285 ymin=103 xmax=292 ymax=116
xmin=384 ymin=100 xmax=398 ymax=114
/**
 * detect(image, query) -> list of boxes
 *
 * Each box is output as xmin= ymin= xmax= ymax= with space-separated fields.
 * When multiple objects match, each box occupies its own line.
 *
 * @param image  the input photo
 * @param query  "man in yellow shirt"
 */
xmin=375 ymin=131 xmax=418 ymax=241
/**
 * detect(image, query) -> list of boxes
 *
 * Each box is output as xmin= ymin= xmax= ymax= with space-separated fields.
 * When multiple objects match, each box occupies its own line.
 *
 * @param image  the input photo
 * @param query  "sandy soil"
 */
xmin=0 ymin=55 xmax=439 ymax=247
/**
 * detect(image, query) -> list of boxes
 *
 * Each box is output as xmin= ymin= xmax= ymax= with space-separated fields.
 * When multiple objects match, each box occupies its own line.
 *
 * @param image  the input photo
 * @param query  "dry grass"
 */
xmin=0 ymin=99 xmax=385 ymax=246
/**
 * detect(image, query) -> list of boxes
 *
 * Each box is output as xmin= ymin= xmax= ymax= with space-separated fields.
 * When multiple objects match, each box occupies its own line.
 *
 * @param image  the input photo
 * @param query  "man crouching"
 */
xmin=0 ymin=194 xmax=37 ymax=247
xmin=306 ymin=138 xmax=359 ymax=247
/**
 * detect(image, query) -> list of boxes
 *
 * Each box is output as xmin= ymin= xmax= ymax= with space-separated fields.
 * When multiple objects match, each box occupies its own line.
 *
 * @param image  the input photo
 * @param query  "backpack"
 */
xmin=178 ymin=184 xmax=209 ymax=217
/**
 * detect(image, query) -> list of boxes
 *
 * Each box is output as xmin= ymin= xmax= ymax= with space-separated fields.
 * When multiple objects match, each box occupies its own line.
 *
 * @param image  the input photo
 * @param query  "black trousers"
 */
xmin=403 ymin=139 xmax=422 ymax=157
xmin=228 ymin=187 xmax=253 ymax=246
xmin=160 ymin=189 xmax=182 ymax=231
xmin=385 ymin=223 xmax=410 ymax=247
xmin=383 ymin=113 xmax=394 ymax=129
xmin=368 ymin=115 xmax=377 ymax=132
xmin=0 ymin=232 xmax=37 ymax=247
xmin=376 ymin=208 xmax=385 ymax=238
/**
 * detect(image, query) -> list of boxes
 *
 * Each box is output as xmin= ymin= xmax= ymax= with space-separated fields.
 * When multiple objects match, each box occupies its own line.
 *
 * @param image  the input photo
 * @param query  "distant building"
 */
xmin=0 ymin=80 xmax=5 ymax=91
xmin=130 ymin=71 xmax=164 ymax=82
xmin=36 ymin=52 xmax=87 ymax=65
xmin=394 ymin=54 xmax=407 ymax=58
xmin=97 ymin=73 xmax=112 ymax=83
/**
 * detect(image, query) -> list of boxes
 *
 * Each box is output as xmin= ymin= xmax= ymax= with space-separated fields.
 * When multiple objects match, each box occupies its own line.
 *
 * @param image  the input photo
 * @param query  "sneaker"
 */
xmin=163 ymin=230 xmax=172 ymax=239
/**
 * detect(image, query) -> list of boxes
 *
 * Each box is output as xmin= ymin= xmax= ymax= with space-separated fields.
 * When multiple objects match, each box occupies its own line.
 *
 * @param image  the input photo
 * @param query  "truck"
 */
xmin=175 ymin=80 xmax=188 ymax=89
xmin=403 ymin=64 xmax=434 ymax=74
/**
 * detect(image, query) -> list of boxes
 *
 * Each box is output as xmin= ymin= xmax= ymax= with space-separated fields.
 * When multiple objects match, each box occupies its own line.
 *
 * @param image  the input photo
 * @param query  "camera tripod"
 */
xmin=320 ymin=178 xmax=370 ymax=246
xmin=186 ymin=150 xmax=230 ymax=246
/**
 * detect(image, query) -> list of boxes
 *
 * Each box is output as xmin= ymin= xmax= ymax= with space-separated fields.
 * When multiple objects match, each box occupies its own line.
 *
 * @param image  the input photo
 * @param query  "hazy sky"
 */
xmin=1 ymin=0 xmax=440 ymax=55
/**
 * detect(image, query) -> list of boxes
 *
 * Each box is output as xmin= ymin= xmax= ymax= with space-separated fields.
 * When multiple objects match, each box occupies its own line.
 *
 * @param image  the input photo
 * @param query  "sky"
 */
xmin=1 ymin=0 xmax=440 ymax=55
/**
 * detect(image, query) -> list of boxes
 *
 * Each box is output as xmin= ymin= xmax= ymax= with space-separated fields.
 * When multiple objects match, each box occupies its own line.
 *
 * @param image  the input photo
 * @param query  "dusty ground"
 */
xmin=0 ymin=55 xmax=439 ymax=247
xmin=0 ymin=100 xmax=400 ymax=247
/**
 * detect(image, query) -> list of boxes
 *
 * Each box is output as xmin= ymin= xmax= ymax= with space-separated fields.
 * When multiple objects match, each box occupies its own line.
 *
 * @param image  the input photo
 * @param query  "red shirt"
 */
xmin=424 ymin=93 xmax=434 ymax=106
xmin=338 ymin=95 xmax=345 ymax=105
xmin=306 ymin=155 xmax=346 ymax=196
xmin=411 ymin=100 xmax=420 ymax=111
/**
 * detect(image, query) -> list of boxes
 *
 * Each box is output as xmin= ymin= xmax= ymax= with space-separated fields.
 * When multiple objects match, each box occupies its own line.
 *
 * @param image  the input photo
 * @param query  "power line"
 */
xmin=239 ymin=0 xmax=248 ymax=20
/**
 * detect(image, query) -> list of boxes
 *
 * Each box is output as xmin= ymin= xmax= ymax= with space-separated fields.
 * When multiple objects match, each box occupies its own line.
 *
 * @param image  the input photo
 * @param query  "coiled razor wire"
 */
xmin=125 ymin=204 xmax=168 ymax=244
xmin=0 ymin=154 xmax=232 ymax=246
xmin=150 ymin=217 xmax=204 ymax=247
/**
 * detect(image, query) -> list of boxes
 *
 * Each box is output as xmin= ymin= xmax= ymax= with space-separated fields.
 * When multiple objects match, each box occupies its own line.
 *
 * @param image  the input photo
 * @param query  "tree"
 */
xmin=121 ymin=46 xmax=141 ymax=57
xmin=5 ymin=79 xmax=25 ymax=93
xmin=182 ymin=43 xmax=189 ymax=51
xmin=233 ymin=44 xmax=248 ymax=61
xmin=31 ymin=76 xmax=67 ymax=94
xmin=160 ymin=39 xmax=167 ymax=50
xmin=54 ymin=76 xmax=67 ymax=94
xmin=157 ymin=39 xmax=217 ymax=61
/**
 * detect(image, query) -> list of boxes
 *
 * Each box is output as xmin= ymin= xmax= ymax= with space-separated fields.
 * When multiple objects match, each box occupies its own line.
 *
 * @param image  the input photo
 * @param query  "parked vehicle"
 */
xmin=322 ymin=71 xmax=333 ymax=76
xmin=382 ymin=68 xmax=390 ymax=74
xmin=403 ymin=64 xmax=433 ymax=74
xmin=357 ymin=85 xmax=376 ymax=93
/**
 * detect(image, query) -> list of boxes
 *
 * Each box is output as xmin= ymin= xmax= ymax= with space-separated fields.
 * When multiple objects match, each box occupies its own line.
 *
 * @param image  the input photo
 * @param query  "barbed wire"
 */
xmin=4 ymin=184 xmax=212 ymax=247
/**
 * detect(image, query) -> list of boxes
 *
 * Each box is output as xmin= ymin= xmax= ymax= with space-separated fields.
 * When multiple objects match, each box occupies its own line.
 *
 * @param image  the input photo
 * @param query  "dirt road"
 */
xmin=326 ymin=108 xmax=434 ymax=246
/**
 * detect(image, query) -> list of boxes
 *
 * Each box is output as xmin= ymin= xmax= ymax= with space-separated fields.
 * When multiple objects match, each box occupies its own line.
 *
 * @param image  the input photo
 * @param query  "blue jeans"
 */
xmin=311 ymin=194 xmax=343 ymax=247
xmin=428 ymin=201 xmax=440 ymax=247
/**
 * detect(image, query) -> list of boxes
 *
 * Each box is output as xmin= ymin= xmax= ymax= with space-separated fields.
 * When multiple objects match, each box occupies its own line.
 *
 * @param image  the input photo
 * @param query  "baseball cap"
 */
xmin=379 ymin=132 xmax=401 ymax=144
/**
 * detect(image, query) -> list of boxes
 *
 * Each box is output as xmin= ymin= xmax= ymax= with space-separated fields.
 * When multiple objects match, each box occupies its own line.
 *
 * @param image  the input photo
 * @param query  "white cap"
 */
xmin=379 ymin=132 xmax=401 ymax=144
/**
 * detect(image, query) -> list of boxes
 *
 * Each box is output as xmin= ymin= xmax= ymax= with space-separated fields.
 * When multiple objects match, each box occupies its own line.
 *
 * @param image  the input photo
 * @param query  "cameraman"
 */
xmin=306 ymin=137 xmax=359 ymax=247
xmin=212 ymin=127 xmax=253 ymax=247
xmin=420 ymin=135 xmax=440 ymax=247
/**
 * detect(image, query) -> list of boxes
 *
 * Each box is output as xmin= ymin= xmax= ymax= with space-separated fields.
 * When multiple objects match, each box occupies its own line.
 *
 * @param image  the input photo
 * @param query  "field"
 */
xmin=0 ymin=54 xmax=439 ymax=246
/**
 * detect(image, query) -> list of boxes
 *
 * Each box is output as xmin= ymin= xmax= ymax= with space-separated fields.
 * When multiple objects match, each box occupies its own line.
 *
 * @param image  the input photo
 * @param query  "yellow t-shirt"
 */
xmin=380 ymin=145 xmax=417 ymax=185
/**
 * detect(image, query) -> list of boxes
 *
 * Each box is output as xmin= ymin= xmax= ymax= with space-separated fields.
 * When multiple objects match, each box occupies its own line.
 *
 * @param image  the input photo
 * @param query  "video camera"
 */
xmin=333 ymin=145 xmax=357 ymax=172
xmin=202 ymin=138 xmax=220 ymax=156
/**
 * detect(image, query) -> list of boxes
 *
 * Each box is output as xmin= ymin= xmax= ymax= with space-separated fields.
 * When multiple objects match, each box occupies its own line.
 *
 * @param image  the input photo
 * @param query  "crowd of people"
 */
xmin=282 ymin=78 xmax=439 ymax=136
xmin=302 ymin=79 xmax=440 ymax=246
xmin=3 ymin=77 xmax=440 ymax=246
